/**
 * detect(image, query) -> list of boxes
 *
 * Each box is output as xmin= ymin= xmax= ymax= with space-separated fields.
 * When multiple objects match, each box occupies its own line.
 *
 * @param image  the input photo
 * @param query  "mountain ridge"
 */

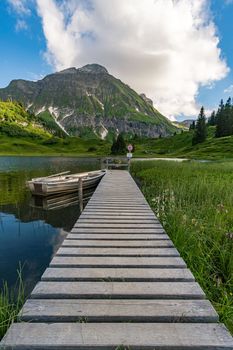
xmin=0 ymin=64 xmax=176 ymax=139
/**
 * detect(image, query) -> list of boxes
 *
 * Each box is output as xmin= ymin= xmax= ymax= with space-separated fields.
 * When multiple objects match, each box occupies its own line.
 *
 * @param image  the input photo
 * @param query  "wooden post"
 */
xmin=100 ymin=158 xmax=104 ymax=170
xmin=78 ymin=177 xmax=83 ymax=212
xmin=106 ymin=158 xmax=109 ymax=170
xmin=128 ymin=158 xmax=131 ymax=172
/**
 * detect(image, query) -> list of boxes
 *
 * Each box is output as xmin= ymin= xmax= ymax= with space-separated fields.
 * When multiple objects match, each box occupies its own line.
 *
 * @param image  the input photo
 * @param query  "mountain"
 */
xmin=179 ymin=119 xmax=195 ymax=128
xmin=0 ymin=64 xmax=176 ymax=139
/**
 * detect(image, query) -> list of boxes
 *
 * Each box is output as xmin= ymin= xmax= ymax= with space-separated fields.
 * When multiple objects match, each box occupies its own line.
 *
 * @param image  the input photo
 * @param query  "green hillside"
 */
xmin=134 ymin=127 xmax=233 ymax=159
xmin=0 ymin=101 xmax=110 ymax=156
xmin=0 ymin=101 xmax=51 ymax=138
xmin=1 ymin=101 xmax=233 ymax=159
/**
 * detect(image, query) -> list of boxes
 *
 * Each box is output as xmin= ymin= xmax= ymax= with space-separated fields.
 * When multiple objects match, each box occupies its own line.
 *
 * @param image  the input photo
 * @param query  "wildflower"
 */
xmin=225 ymin=232 xmax=233 ymax=240
xmin=217 ymin=203 xmax=225 ymax=213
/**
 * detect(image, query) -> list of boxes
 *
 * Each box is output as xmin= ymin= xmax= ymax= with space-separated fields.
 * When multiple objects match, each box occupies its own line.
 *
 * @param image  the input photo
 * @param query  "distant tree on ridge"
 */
xmin=192 ymin=106 xmax=207 ymax=145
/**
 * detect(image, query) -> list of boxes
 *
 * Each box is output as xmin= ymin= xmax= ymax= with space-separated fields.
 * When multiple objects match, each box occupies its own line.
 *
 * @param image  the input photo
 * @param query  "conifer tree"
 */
xmin=192 ymin=106 xmax=207 ymax=145
xmin=215 ymin=97 xmax=233 ymax=137
xmin=111 ymin=133 xmax=126 ymax=155
xmin=208 ymin=111 xmax=216 ymax=126
xmin=189 ymin=121 xmax=196 ymax=130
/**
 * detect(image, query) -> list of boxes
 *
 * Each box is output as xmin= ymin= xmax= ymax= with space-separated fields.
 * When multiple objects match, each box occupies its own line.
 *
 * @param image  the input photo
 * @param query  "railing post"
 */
xmin=79 ymin=177 xmax=83 ymax=212
xmin=100 ymin=158 xmax=104 ymax=170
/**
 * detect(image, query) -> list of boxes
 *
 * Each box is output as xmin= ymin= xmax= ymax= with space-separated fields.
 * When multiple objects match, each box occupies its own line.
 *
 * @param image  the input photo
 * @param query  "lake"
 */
xmin=0 ymin=156 xmax=100 ymax=296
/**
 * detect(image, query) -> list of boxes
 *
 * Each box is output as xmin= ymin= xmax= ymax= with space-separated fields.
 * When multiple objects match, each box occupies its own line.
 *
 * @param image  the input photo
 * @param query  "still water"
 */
xmin=0 ymin=156 xmax=100 ymax=295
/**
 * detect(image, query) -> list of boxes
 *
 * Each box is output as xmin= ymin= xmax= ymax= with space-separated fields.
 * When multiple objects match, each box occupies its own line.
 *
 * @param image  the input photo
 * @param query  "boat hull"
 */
xmin=27 ymin=171 xmax=106 ymax=196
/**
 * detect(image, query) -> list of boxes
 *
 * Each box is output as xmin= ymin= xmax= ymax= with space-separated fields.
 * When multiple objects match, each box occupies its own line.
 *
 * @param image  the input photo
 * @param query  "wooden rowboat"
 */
xmin=27 ymin=170 xmax=106 ymax=196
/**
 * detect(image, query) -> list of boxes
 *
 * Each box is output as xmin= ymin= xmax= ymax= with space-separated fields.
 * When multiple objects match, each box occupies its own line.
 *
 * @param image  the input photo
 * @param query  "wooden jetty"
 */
xmin=1 ymin=170 xmax=233 ymax=349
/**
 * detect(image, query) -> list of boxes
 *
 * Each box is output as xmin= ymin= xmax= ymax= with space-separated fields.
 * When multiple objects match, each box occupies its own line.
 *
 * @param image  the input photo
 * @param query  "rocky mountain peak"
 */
xmin=57 ymin=67 xmax=77 ymax=74
xmin=78 ymin=64 xmax=108 ymax=74
xmin=0 ymin=63 xmax=176 ymax=139
xmin=140 ymin=93 xmax=153 ymax=106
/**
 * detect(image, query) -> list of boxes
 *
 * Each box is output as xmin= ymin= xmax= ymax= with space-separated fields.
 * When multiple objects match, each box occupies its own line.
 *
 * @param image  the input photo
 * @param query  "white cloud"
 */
xmin=15 ymin=19 xmax=28 ymax=31
xmin=224 ymin=84 xmax=233 ymax=94
xmin=36 ymin=0 xmax=228 ymax=119
xmin=8 ymin=0 xmax=31 ymax=15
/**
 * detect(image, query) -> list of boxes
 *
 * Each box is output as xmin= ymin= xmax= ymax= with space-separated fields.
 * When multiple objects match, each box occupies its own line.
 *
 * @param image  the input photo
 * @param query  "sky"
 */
xmin=0 ymin=0 xmax=233 ymax=121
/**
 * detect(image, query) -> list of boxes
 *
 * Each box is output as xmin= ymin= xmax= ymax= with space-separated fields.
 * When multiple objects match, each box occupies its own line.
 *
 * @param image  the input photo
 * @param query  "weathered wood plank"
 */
xmin=31 ymin=281 xmax=205 ymax=299
xmin=20 ymin=299 xmax=218 ymax=323
xmin=3 ymin=323 xmax=233 ymax=349
xmin=66 ymin=233 xmax=170 ymax=240
xmin=50 ymin=256 xmax=186 ymax=268
xmin=80 ymin=214 xmax=156 ymax=218
xmin=88 ymin=201 xmax=148 ymax=204
xmin=55 ymin=247 xmax=179 ymax=257
xmin=62 ymin=239 xmax=174 ymax=247
xmin=84 ymin=209 xmax=154 ymax=213
xmin=86 ymin=205 xmax=149 ymax=209
xmin=71 ymin=228 xmax=165 ymax=233
xmin=41 ymin=267 xmax=194 ymax=282
xmin=78 ymin=219 xmax=159 ymax=224
xmin=74 ymin=223 xmax=162 ymax=228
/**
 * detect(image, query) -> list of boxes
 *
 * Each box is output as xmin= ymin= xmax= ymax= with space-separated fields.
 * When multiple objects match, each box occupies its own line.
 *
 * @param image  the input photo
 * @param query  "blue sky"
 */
xmin=1 ymin=0 xmax=233 ymax=121
xmin=196 ymin=1 xmax=233 ymax=114
xmin=0 ymin=1 xmax=51 ymax=85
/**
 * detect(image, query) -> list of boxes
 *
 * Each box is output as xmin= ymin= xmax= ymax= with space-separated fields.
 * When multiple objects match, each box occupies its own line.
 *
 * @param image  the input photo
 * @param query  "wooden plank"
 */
xmin=41 ymin=267 xmax=194 ymax=282
xmin=62 ymin=239 xmax=174 ymax=247
xmin=89 ymin=201 xmax=148 ymax=204
xmin=86 ymin=205 xmax=149 ymax=208
xmin=74 ymin=223 xmax=162 ymax=228
xmin=55 ymin=247 xmax=179 ymax=257
xmin=20 ymin=299 xmax=218 ymax=323
xmin=84 ymin=209 xmax=154 ymax=213
xmin=66 ymin=233 xmax=170 ymax=240
xmin=31 ymin=281 xmax=205 ymax=299
xmin=3 ymin=323 xmax=232 ymax=349
xmin=50 ymin=256 xmax=186 ymax=268
xmin=77 ymin=219 xmax=159 ymax=223
xmin=80 ymin=214 xmax=156 ymax=219
xmin=71 ymin=228 xmax=165 ymax=233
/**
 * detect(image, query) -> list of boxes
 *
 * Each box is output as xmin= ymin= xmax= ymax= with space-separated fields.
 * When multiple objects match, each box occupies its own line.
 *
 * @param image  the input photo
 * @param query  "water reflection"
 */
xmin=0 ymin=156 xmax=100 ymax=295
xmin=30 ymin=188 xmax=95 ymax=211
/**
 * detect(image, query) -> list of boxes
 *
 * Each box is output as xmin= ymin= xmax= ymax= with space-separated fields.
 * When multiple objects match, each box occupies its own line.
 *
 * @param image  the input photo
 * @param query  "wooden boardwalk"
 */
xmin=1 ymin=170 xmax=233 ymax=349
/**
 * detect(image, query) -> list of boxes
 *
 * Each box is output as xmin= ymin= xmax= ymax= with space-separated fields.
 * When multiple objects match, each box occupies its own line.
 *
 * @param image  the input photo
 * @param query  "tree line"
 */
xmin=190 ymin=97 xmax=233 ymax=145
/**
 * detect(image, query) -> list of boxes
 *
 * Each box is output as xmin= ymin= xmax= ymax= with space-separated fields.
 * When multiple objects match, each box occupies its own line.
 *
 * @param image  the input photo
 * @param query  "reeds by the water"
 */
xmin=131 ymin=160 xmax=233 ymax=334
xmin=0 ymin=266 xmax=25 ymax=340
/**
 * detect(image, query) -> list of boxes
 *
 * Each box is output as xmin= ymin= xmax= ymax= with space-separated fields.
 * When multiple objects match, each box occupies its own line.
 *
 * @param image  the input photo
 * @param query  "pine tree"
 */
xmin=215 ymin=99 xmax=225 ymax=137
xmin=192 ymin=106 xmax=207 ymax=145
xmin=111 ymin=133 xmax=126 ymax=155
xmin=208 ymin=111 xmax=216 ymax=126
xmin=215 ymin=97 xmax=233 ymax=137
xmin=189 ymin=121 xmax=196 ymax=130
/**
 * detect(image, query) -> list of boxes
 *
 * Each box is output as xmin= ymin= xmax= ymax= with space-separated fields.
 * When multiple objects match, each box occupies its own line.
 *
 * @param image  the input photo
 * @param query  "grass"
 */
xmin=131 ymin=160 xmax=233 ymax=334
xmin=2 ymin=122 xmax=233 ymax=160
xmin=133 ymin=126 xmax=233 ymax=160
xmin=0 ymin=134 xmax=111 ymax=156
xmin=0 ymin=266 xmax=25 ymax=340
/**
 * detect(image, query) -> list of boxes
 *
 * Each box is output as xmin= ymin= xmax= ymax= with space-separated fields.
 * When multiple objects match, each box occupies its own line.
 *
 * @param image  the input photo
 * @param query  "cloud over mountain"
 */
xmin=10 ymin=0 xmax=230 ymax=119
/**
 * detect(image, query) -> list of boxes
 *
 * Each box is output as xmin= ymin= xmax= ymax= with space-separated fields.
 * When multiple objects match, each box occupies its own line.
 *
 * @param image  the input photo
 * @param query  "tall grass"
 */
xmin=131 ymin=160 xmax=233 ymax=334
xmin=0 ymin=266 xmax=25 ymax=340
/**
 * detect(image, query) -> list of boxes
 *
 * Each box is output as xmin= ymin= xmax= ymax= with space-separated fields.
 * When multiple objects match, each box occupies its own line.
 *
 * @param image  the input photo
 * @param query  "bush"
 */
xmin=42 ymin=137 xmax=60 ymax=145
xmin=87 ymin=146 xmax=97 ymax=152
